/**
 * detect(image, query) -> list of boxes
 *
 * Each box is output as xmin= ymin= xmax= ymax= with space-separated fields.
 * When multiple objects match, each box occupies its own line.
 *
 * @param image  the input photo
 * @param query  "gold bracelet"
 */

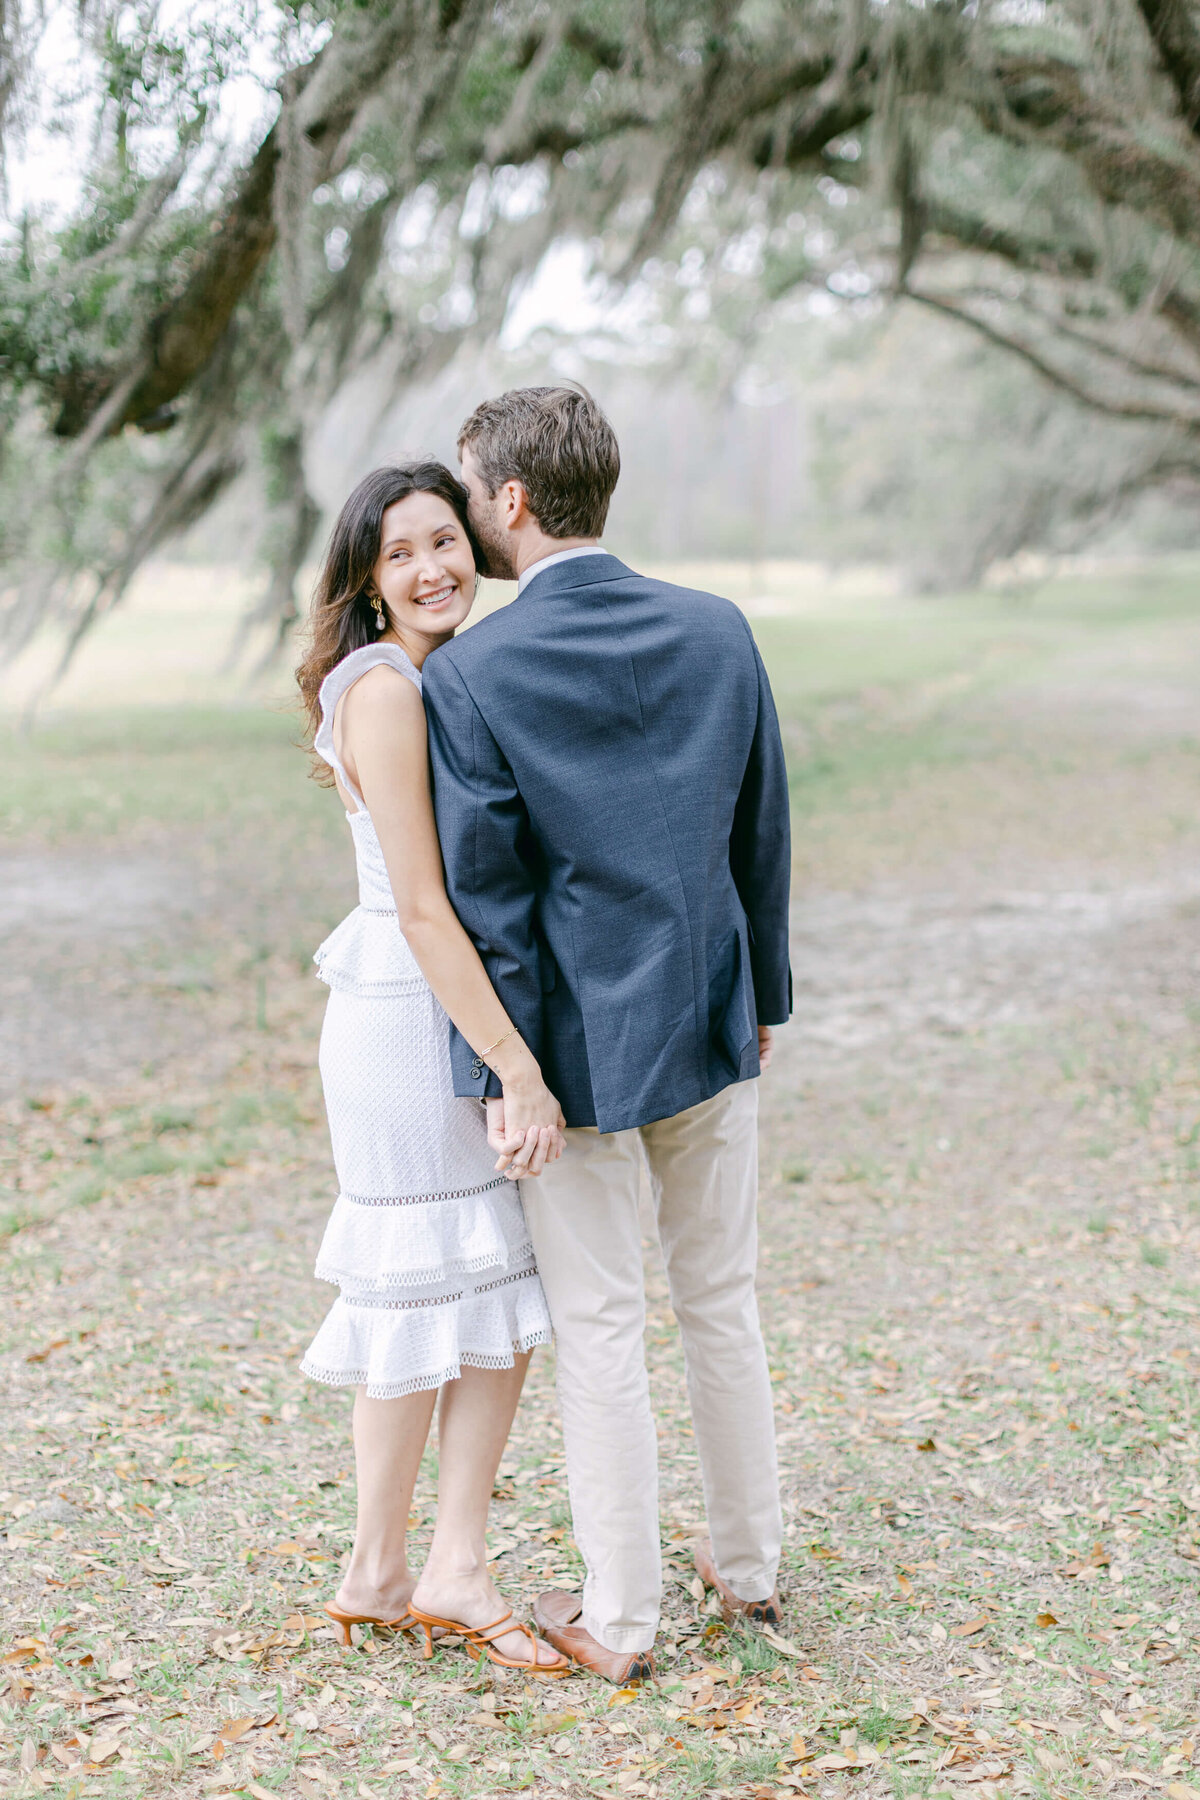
xmin=470 ymin=1024 xmax=519 ymax=1082
xmin=481 ymin=1024 xmax=519 ymax=1059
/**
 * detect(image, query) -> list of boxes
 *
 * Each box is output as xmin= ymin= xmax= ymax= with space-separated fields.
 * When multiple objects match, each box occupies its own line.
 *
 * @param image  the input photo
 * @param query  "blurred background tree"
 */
xmin=2 ymin=0 xmax=1199 ymax=671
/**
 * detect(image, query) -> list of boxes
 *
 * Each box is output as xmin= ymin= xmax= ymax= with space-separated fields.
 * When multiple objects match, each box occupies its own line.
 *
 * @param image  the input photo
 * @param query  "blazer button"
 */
xmin=470 ymin=1066 xmax=483 ymax=1080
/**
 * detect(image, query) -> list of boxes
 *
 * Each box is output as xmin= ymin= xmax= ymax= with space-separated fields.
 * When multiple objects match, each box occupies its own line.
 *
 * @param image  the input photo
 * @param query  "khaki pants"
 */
xmin=520 ymin=1079 xmax=781 ymax=1654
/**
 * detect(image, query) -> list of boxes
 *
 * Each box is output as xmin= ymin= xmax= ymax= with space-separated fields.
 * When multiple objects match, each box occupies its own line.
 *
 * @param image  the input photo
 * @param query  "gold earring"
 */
xmin=371 ymin=595 xmax=386 ymax=632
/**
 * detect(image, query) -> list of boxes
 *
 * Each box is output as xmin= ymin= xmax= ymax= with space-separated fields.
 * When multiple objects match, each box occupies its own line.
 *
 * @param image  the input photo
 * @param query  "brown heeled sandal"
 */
xmin=408 ymin=1604 xmax=569 ymax=1677
xmin=323 ymin=1601 xmax=417 ymax=1647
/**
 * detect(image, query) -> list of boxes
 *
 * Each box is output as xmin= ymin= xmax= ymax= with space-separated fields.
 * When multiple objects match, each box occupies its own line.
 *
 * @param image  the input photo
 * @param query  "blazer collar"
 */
xmin=516 ymin=551 xmax=633 ymax=600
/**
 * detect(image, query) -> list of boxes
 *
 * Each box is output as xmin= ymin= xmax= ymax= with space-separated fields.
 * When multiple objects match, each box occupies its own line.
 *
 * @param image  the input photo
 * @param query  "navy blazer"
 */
xmin=422 ymin=553 xmax=792 ymax=1134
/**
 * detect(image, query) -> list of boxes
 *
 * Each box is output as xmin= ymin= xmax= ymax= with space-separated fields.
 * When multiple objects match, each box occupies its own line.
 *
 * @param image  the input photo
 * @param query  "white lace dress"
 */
xmin=299 ymin=642 xmax=552 ymax=1399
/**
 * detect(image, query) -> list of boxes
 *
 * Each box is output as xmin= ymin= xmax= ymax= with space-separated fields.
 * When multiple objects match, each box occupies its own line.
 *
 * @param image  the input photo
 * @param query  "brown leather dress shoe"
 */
xmin=693 ymin=1538 xmax=783 ymax=1626
xmin=532 ymin=1591 xmax=656 ymax=1685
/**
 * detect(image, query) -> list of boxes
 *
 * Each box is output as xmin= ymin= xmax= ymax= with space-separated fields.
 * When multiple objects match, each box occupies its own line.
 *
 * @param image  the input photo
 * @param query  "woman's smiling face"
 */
xmin=372 ymin=489 xmax=477 ymax=657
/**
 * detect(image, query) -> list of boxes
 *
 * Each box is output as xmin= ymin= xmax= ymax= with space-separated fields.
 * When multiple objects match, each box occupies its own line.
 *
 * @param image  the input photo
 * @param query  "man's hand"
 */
xmin=486 ymin=1094 xmax=566 ymax=1180
xmin=758 ymin=1026 xmax=773 ymax=1071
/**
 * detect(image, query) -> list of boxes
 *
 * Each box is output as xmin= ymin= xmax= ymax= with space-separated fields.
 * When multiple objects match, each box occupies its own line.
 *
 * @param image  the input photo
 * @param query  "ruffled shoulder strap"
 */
xmin=314 ymin=643 xmax=422 ymax=808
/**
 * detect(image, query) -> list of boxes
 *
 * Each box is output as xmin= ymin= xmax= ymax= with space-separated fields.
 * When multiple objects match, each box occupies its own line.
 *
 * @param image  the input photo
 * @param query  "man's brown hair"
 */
xmin=457 ymin=385 xmax=620 ymax=539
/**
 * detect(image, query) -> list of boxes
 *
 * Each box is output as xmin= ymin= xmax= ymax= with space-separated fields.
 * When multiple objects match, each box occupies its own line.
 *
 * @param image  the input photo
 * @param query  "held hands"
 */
xmin=485 ymin=1032 xmax=771 ymax=1179
xmin=481 ymin=1034 xmax=566 ymax=1179
xmin=486 ymin=1087 xmax=567 ymax=1181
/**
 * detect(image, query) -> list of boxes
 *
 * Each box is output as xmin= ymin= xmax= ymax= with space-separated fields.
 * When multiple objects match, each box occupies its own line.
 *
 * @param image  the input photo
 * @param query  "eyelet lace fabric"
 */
xmin=300 ymin=646 xmax=553 ymax=1399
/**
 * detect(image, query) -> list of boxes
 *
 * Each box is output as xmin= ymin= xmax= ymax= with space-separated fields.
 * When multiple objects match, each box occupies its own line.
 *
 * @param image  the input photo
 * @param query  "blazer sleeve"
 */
xmin=730 ymin=631 xmax=793 ymax=1025
xmin=422 ymin=649 xmax=545 ymax=1100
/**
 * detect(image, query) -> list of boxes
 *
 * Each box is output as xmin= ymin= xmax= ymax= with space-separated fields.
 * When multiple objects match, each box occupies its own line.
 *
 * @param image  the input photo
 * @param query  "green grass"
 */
xmin=750 ymin=560 xmax=1200 ymax=715
xmin=0 ymin=704 xmax=333 ymax=845
xmin=725 ymin=1626 xmax=782 ymax=1673
xmin=1 ymin=1087 xmax=319 ymax=1238
xmin=856 ymin=1702 xmax=908 ymax=1744
xmin=747 ymin=563 xmax=1200 ymax=818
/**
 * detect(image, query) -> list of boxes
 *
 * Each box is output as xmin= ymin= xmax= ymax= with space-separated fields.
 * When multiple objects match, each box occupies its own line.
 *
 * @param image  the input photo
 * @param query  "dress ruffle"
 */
xmin=314 ymin=907 xmax=428 ymax=996
xmin=313 ymin=1177 xmax=534 ymax=1291
xmin=300 ymin=1268 xmax=552 ymax=1399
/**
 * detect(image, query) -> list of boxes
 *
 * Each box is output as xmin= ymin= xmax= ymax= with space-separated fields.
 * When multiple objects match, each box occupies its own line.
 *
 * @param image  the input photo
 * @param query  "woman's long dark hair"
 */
xmin=296 ymin=460 xmax=477 ymax=783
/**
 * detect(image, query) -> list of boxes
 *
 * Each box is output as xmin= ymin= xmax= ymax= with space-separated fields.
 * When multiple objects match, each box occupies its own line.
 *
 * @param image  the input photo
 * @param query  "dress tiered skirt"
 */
xmin=300 ymin=907 xmax=552 ymax=1399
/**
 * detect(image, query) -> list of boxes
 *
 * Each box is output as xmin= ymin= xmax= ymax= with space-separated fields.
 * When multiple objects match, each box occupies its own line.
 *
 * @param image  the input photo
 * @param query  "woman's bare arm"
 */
xmin=337 ymin=666 xmax=563 ymax=1175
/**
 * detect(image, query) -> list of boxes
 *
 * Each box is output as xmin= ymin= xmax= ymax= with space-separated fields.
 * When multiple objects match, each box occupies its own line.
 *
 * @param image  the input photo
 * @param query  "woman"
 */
xmin=295 ymin=462 xmax=567 ymax=1675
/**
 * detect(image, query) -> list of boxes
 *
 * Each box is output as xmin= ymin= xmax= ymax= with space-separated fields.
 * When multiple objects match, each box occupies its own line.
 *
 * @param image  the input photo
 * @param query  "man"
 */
xmin=422 ymin=385 xmax=791 ymax=1683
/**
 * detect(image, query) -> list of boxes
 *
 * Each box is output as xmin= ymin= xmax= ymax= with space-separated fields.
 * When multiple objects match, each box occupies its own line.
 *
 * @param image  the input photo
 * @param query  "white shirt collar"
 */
xmin=516 ymin=545 xmax=607 ymax=595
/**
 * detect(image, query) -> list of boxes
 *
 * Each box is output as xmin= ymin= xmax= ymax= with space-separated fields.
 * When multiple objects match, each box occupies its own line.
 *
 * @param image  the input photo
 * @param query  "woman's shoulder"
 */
xmin=339 ymin=658 xmax=424 ymax=717
xmin=319 ymin=643 xmax=422 ymax=716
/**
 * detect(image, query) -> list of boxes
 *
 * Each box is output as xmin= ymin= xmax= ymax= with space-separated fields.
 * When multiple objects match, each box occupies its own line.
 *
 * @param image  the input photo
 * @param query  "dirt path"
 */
xmin=2 ymin=591 xmax=1199 ymax=1800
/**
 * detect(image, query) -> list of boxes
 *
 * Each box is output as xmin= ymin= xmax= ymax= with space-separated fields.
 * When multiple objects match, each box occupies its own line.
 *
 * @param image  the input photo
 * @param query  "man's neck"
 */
xmin=513 ymin=534 xmax=601 ymax=580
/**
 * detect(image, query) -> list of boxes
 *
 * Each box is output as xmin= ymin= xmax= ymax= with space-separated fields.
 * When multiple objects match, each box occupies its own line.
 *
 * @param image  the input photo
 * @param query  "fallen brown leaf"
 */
xmin=950 ymin=1615 xmax=991 ymax=1638
xmin=214 ymin=1716 xmax=256 ymax=1746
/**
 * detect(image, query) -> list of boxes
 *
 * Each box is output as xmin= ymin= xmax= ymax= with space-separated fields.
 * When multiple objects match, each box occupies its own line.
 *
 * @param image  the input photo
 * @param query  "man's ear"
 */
xmin=501 ymin=478 xmax=529 ymax=530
